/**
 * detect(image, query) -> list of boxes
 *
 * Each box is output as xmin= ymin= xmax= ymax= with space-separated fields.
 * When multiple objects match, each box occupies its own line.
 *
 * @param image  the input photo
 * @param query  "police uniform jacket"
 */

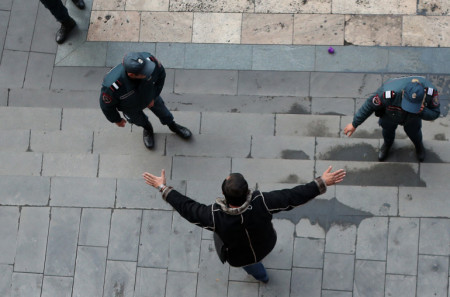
xmin=352 ymin=76 xmax=440 ymax=128
xmin=99 ymin=52 xmax=165 ymax=123
xmin=161 ymin=178 xmax=327 ymax=267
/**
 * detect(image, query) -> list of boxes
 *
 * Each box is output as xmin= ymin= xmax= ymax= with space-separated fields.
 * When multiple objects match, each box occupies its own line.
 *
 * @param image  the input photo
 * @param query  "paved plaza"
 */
xmin=0 ymin=0 xmax=449 ymax=296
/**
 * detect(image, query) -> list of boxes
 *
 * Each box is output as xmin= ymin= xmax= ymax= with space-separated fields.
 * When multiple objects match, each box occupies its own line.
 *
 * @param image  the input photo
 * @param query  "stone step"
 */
xmin=1 ymin=129 xmax=449 ymax=163
xmin=0 ymin=106 xmax=449 ymax=141
xmin=0 ymin=174 xmax=448 ymax=218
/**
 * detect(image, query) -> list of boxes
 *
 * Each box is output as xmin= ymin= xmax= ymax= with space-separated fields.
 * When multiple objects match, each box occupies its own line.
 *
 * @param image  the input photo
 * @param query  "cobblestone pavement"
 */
xmin=0 ymin=0 xmax=449 ymax=297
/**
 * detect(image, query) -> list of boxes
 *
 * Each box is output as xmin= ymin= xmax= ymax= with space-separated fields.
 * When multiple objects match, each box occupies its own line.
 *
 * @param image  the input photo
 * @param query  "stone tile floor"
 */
xmin=87 ymin=0 xmax=450 ymax=46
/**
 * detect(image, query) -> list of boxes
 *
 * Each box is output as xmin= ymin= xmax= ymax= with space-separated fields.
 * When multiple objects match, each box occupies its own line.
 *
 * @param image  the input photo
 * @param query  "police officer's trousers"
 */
xmin=40 ymin=0 xmax=71 ymax=23
xmin=122 ymin=96 xmax=174 ymax=130
xmin=379 ymin=117 xmax=422 ymax=146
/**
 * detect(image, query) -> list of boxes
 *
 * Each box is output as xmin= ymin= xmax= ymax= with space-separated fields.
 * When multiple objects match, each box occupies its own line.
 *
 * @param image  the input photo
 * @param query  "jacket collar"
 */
xmin=215 ymin=191 xmax=253 ymax=215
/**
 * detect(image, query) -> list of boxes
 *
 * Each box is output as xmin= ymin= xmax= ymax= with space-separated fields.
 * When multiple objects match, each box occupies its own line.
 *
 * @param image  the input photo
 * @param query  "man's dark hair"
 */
xmin=222 ymin=173 xmax=248 ymax=206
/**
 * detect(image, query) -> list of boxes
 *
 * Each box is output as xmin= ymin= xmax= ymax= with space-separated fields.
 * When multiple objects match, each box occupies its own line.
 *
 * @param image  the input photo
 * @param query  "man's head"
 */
xmin=122 ymin=52 xmax=156 ymax=80
xmin=222 ymin=173 xmax=249 ymax=206
xmin=402 ymin=81 xmax=424 ymax=113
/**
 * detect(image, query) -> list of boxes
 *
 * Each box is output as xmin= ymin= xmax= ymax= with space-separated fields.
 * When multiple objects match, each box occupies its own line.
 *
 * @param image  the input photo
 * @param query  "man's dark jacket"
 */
xmin=162 ymin=178 xmax=326 ymax=267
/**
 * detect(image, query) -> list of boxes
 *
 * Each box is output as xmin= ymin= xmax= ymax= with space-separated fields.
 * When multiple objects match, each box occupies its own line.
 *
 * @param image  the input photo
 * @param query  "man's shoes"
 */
xmin=378 ymin=143 xmax=392 ymax=161
xmin=415 ymin=142 xmax=426 ymax=162
xmin=168 ymin=122 xmax=192 ymax=139
xmin=56 ymin=18 xmax=76 ymax=44
xmin=143 ymin=129 xmax=155 ymax=149
xmin=72 ymin=0 xmax=85 ymax=9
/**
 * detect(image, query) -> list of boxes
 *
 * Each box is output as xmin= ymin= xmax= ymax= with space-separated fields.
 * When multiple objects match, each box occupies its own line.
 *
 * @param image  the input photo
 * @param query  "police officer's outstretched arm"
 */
xmin=344 ymin=92 xmax=383 ymax=137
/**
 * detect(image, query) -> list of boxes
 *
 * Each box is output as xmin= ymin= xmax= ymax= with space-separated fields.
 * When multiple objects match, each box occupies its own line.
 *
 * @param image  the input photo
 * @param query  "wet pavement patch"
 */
xmin=318 ymin=143 xmax=378 ymax=161
xmin=281 ymin=149 xmax=310 ymax=160
xmin=274 ymin=197 xmax=372 ymax=232
xmin=340 ymin=163 xmax=426 ymax=187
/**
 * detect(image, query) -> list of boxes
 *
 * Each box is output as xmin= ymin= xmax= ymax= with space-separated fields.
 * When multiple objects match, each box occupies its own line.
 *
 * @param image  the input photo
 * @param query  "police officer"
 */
xmin=344 ymin=76 xmax=440 ymax=162
xmin=40 ymin=0 xmax=85 ymax=44
xmin=100 ymin=52 xmax=192 ymax=149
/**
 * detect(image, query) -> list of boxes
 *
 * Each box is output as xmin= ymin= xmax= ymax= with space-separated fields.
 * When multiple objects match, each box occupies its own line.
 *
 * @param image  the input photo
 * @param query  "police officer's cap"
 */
xmin=122 ymin=52 xmax=156 ymax=78
xmin=402 ymin=81 xmax=424 ymax=113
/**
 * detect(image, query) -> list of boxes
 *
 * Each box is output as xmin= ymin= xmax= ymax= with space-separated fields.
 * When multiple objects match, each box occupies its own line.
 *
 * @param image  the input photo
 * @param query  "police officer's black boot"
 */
xmin=143 ymin=125 xmax=155 ymax=149
xmin=168 ymin=122 xmax=192 ymax=139
xmin=56 ymin=18 xmax=76 ymax=44
xmin=414 ymin=142 xmax=426 ymax=162
xmin=378 ymin=142 xmax=392 ymax=161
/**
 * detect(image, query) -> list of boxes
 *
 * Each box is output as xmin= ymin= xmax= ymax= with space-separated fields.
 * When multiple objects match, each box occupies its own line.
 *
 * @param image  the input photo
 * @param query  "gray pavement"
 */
xmin=0 ymin=1 xmax=450 ymax=297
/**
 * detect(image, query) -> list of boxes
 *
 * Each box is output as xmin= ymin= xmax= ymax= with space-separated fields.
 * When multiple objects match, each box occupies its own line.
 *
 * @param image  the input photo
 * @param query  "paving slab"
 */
xmin=24 ymin=52 xmax=55 ymax=89
xmin=238 ymin=70 xmax=310 ymax=97
xmin=168 ymin=213 xmax=202 ymax=272
xmin=108 ymin=209 xmax=142 ymax=261
xmin=399 ymin=187 xmax=449 ymax=217
xmin=50 ymin=177 xmax=116 ymax=207
xmin=135 ymin=268 xmax=167 ymax=297
xmin=192 ymin=12 xmax=241 ymax=44
xmin=0 ymin=88 xmax=7 ymax=106
xmin=276 ymin=114 xmax=340 ymax=137
xmin=184 ymin=44 xmax=253 ymax=70
xmin=174 ymin=69 xmax=238 ymax=95
xmin=228 ymin=281 xmax=258 ymax=297
xmin=106 ymin=42 xmax=156 ymax=68
xmin=72 ymin=246 xmax=107 ymax=297
xmin=30 ymin=2 xmax=58 ymax=54
xmin=251 ymin=135 xmax=315 ymax=160
xmin=0 ymin=129 xmax=29 ymax=152
xmin=172 ymin=156 xmax=231 ymax=181
xmin=345 ymin=15 xmax=402 ymax=46
xmin=422 ymin=116 xmax=450 ymax=141
xmin=165 ymin=271 xmax=198 ymax=297
xmin=417 ymin=255 xmax=449 ymax=297
xmin=356 ymin=217 xmax=389 ymax=261
xmin=197 ymin=240 xmax=229 ymax=297
xmin=56 ymin=32 xmax=108 ymax=67
xmin=78 ymin=208 xmax=111 ymax=247
xmin=185 ymin=179 xmax=224 ymax=205
xmin=335 ymin=186 xmax=398 ymax=216
xmin=316 ymin=138 xmax=379 ymax=162
xmin=0 ymin=264 xmax=13 ymax=297
xmin=0 ymin=176 xmax=50 ymax=206
xmin=0 ymin=50 xmax=28 ymax=88
xmin=419 ymin=162 xmax=450 ymax=188
xmin=0 ymin=106 xmax=61 ymax=131
xmin=353 ymin=260 xmax=386 ymax=297
xmin=31 ymin=130 xmax=93 ymax=153
xmin=9 ymin=89 xmax=99 ymax=108
xmin=388 ymin=47 xmax=450 ymax=74
xmin=293 ymin=237 xmax=325 ymax=268
xmin=14 ymin=207 xmax=50 ymax=273
xmin=419 ymin=218 xmax=450 ymax=256
xmin=259 ymin=269 xmax=291 ymax=297
xmin=263 ymin=219 xmax=295 ymax=269
xmin=311 ymin=97 xmax=355 ymax=116
xmin=385 ymin=275 xmax=416 ymax=297
xmin=0 ymin=207 xmax=19 ymax=264
xmin=386 ymin=218 xmax=419 ymax=275
xmin=291 ymin=268 xmax=322 ymax=297
xmin=167 ymin=133 xmax=251 ymax=158
xmin=310 ymin=72 xmax=382 ymax=98
xmin=41 ymin=276 xmax=73 ymax=297
xmin=0 ymin=151 xmax=42 ymax=176
xmin=231 ymin=158 xmax=314 ymax=184
xmin=325 ymin=224 xmax=356 ymax=254
xmin=4 ymin=0 xmax=39 ymax=51
xmin=116 ymin=178 xmax=184 ymax=210
xmin=138 ymin=210 xmax=172 ymax=268
xmin=322 ymin=291 xmax=352 ymax=297
xmin=45 ymin=207 xmax=81 ymax=276
xmin=295 ymin=218 xmax=326 ymax=239
xmin=11 ymin=272 xmax=42 ymax=297
xmin=241 ymin=14 xmax=294 ymax=45
xmin=99 ymin=154 xmax=172 ymax=178
xmin=322 ymin=253 xmax=355 ymax=291
xmin=0 ymin=11 xmax=9 ymax=62
xmin=103 ymin=260 xmax=136 ymax=297
xmin=42 ymin=153 xmax=98 ymax=177
xmin=201 ymin=112 xmax=274 ymax=136
xmin=293 ymin=14 xmax=344 ymax=46
xmin=51 ymin=67 xmax=110 ymax=91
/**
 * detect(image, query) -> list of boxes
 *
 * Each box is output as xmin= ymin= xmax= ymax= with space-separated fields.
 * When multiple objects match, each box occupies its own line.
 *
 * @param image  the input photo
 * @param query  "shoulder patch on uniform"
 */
xmin=372 ymin=94 xmax=381 ymax=106
xmin=383 ymin=91 xmax=394 ymax=99
xmin=432 ymin=95 xmax=440 ymax=107
xmin=102 ymin=92 xmax=112 ymax=104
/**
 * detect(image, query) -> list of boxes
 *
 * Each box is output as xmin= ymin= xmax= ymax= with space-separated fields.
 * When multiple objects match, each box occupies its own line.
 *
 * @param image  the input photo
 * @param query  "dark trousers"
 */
xmin=123 ymin=96 xmax=174 ymax=130
xmin=243 ymin=262 xmax=269 ymax=282
xmin=379 ymin=117 xmax=423 ymax=146
xmin=40 ymin=0 xmax=71 ymax=23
